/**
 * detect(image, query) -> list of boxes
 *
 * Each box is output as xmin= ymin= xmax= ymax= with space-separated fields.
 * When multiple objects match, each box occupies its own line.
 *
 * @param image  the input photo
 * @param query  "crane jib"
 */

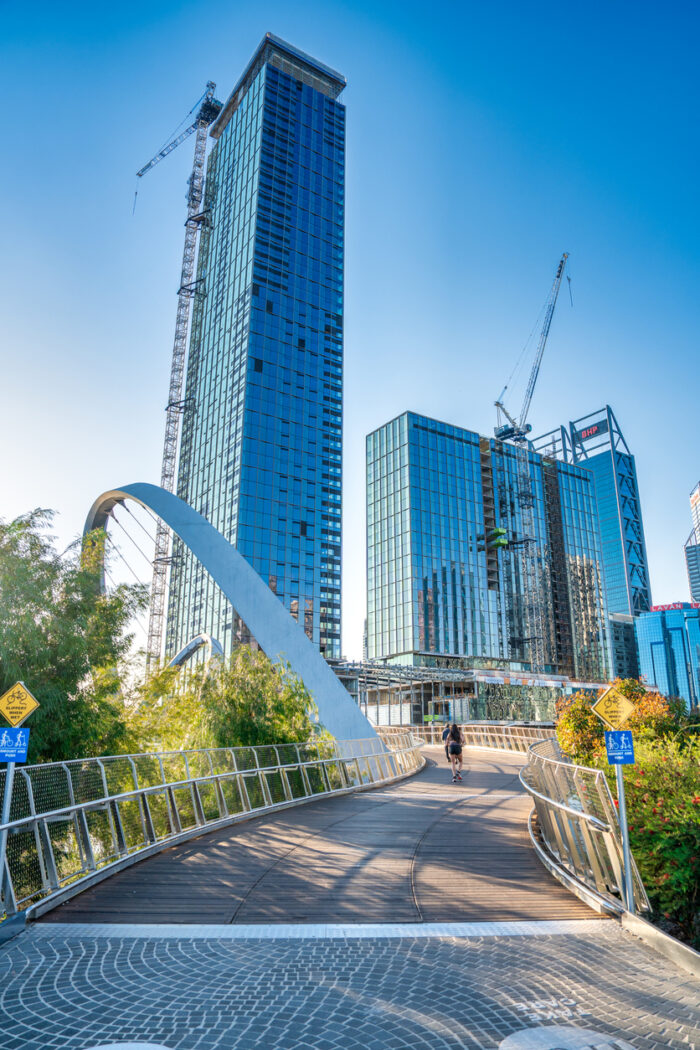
xmin=494 ymin=252 xmax=569 ymax=441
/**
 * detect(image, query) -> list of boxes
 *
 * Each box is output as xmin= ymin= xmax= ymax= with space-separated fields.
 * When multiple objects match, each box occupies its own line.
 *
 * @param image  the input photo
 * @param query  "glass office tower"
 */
xmin=635 ymin=604 xmax=700 ymax=710
xmin=366 ymin=412 xmax=610 ymax=682
xmin=534 ymin=406 xmax=650 ymax=679
xmin=684 ymin=482 xmax=700 ymax=602
xmin=166 ymin=35 xmax=345 ymax=659
xmin=534 ymin=406 xmax=651 ymax=616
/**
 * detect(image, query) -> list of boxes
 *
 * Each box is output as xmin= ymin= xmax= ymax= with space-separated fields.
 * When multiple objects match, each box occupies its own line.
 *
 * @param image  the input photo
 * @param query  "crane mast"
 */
xmin=138 ymin=82 xmax=222 ymax=667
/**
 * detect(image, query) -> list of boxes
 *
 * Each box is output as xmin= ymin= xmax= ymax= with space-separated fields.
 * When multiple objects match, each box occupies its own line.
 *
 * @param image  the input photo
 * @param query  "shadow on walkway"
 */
xmin=39 ymin=746 xmax=597 ymax=925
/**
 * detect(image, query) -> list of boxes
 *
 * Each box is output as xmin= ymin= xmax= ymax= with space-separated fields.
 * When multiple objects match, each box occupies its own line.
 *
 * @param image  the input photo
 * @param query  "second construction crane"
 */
xmin=136 ymin=82 xmax=222 ymax=667
xmin=493 ymin=252 xmax=569 ymax=674
xmin=495 ymin=252 xmax=569 ymax=444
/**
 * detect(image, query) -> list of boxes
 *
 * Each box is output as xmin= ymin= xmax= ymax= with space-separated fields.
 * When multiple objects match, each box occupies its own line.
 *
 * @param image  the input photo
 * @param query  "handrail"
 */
xmin=521 ymin=737 xmax=650 ymax=914
xmin=0 ymin=754 xmax=379 ymax=835
xmin=381 ymin=723 xmax=555 ymax=753
xmin=517 ymin=770 xmax=611 ymax=832
xmin=0 ymin=735 xmax=424 ymax=918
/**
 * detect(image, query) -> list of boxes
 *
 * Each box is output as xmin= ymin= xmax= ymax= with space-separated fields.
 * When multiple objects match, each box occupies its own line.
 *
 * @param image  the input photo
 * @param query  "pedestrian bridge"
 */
xmin=1 ymin=729 xmax=697 ymax=1050
xmin=38 ymin=745 xmax=590 ymax=926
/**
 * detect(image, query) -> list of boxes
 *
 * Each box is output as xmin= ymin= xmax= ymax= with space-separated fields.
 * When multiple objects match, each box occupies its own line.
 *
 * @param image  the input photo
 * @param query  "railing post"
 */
xmin=109 ymin=800 xmax=128 ymax=856
xmin=280 ymin=768 xmax=293 ymax=802
xmin=77 ymin=810 xmax=96 ymax=872
xmin=165 ymin=787 xmax=182 ymax=834
xmin=237 ymin=774 xmax=252 ymax=812
xmin=191 ymin=781 xmax=207 ymax=826
xmin=20 ymin=769 xmax=49 ymax=889
xmin=299 ymin=762 xmax=312 ymax=796
xmin=252 ymin=751 xmax=273 ymax=807
xmin=141 ymin=793 xmax=158 ymax=843
xmin=96 ymin=759 xmax=120 ymax=860
xmin=37 ymin=820 xmax=60 ymax=892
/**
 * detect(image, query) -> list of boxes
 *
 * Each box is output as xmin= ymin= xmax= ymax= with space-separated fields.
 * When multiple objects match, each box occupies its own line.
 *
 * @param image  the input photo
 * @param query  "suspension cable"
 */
xmin=110 ymin=510 xmax=154 ymax=568
xmin=121 ymin=502 xmax=158 ymax=545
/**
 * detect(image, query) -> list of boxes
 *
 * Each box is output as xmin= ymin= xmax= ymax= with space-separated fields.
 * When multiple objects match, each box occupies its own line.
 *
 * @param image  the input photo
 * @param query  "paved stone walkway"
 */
xmin=0 ymin=920 xmax=697 ymax=1049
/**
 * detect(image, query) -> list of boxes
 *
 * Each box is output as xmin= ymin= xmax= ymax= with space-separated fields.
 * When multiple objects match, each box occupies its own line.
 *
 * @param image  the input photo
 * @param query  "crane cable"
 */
xmin=132 ymin=88 xmax=208 ymax=215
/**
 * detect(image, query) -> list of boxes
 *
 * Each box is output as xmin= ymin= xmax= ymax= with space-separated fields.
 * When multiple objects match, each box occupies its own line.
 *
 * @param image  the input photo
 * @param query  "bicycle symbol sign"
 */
xmin=0 ymin=727 xmax=30 ymax=762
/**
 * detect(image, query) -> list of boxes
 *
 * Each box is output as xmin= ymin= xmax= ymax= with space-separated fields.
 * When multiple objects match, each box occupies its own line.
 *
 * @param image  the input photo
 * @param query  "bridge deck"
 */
xmin=40 ymin=746 xmax=596 ymax=925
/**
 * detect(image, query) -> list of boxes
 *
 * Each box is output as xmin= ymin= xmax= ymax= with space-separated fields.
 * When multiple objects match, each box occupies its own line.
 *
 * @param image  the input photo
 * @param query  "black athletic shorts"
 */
xmin=449 ymin=743 xmax=462 ymax=755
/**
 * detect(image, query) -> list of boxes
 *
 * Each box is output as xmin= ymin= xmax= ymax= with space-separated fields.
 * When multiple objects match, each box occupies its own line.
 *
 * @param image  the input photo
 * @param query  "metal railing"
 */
xmin=0 ymin=734 xmax=423 ymax=917
xmin=407 ymin=723 xmax=555 ymax=752
xmin=520 ymin=738 xmax=649 ymax=914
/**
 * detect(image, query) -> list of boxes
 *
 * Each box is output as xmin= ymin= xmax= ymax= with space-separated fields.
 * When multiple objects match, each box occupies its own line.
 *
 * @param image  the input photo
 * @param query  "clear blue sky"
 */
xmin=2 ymin=0 xmax=699 ymax=658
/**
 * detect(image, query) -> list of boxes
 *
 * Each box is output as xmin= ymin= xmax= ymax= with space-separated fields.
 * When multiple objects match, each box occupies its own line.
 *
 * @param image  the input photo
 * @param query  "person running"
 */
xmin=441 ymin=720 xmax=452 ymax=764
xmin=447 ymin=723 xmax=465 ymax=782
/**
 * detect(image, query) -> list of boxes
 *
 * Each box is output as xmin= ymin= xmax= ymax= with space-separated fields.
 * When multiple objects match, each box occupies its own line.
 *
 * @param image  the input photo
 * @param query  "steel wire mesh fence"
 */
xmin=0 ymin=736 xmax=422 ymax=917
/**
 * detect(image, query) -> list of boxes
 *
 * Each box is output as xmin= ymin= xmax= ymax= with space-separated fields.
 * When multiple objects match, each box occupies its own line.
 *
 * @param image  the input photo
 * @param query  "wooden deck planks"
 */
xmin=40 ymin=746 xmax=597 ymax=925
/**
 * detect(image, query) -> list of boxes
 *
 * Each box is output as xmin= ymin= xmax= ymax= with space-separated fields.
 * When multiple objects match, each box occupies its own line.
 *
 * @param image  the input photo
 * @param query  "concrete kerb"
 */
xmin=23 ymin=750 xmax=426 ymax=924
xmin=526 ymin=806 xmax=700 ymax=980
xmin=620 ymin=909 xmax=700 ymax=980
xmin=0 ymin=911 xmax=25 ymax=945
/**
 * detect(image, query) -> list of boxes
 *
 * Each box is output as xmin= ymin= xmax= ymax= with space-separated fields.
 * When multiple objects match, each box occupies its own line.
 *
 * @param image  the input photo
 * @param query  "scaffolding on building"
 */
xmin=493 ymin=253 xmax=569 ymax=673
xmin=135 ymin=84 xmax=223 ymax=667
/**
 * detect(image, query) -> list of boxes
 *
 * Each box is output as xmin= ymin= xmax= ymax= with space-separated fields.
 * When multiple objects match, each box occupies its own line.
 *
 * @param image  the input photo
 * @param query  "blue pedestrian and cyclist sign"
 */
xmin=604 ymin=730 xmax=635 ymax=765
xmin=0 ymin=728 xmax=30 ymax=763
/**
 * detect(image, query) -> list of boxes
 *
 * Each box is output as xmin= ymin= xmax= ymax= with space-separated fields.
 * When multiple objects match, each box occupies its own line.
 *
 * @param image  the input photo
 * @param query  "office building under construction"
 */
xmin=366 ymin=412 xmax=610 ymax=701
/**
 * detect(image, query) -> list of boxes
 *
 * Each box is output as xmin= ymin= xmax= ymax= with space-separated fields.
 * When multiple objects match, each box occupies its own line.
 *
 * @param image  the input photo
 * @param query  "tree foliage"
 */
xmin=131 ymin=646 xmax=317 ymax=752
xmin=555 ymin=679 xmax=700 ymax=947
xmin=609 ymin=736 xmax=700 ymax=947
xmin=555 ymin=678 xmax=685 ymax=763
xmin=0 ymin=510 xmax=147 ymax=762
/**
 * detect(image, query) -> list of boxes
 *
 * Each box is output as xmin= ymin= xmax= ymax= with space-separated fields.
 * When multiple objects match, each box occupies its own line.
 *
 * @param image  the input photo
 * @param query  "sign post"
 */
xmin=0 ymin=683 xmax=39 ymax=916
xmin=592 ymin=685 xmax=636 ymax=914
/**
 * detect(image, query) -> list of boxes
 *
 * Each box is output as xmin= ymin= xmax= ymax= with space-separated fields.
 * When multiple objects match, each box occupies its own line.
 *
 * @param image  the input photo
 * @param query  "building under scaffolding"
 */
xmin=366 ymin=412 xmax=611 ymax=690
xmin=330 ymin=660 xmax=604 ymax=725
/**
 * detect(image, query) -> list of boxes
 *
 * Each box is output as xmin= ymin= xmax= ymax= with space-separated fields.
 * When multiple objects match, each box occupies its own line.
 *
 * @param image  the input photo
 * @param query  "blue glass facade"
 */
xmin=635 ymin=604 xmax=700 ymax=710
xmin=366 ymin=412 xmax=609 ymax=682
xmin=685 ymin=482 xmax=700 ymax=602
xmin=534 ymin=406 xmax=652 ymax=618
xmin=166 ymin=35 xmax=345 ymax=659
xmin=686 ymin=542 xmax=700 ymax=604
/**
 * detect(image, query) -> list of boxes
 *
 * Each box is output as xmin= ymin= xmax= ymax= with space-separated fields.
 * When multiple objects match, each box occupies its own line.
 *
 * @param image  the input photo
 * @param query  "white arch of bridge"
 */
xmin=84 ymin=483 xmax=379 ymax=747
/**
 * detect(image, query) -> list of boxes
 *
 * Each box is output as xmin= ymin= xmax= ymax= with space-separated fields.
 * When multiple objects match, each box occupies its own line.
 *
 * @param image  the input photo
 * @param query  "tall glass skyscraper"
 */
xmin=534 ymin=406 xmax=651 ymax=617
xmin=534 ymin=406 xmax=650 ymax=679
xmin=635 ymin=603 xmax=700 ymax=710
xmin=366 ymin=412 xmax=610 ymax=682
xmin=166 ymin=35 xmax=345 ymax=659
xmin=684 ymin=482 xmax=700 ymax=602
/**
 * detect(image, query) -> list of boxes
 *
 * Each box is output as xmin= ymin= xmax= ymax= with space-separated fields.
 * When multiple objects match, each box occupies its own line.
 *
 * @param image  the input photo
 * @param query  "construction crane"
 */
xmin=136 ymin=82 xmax=222 ymax=668
xmin=494 ymin=252 xmax=569 ymax=443
xmin=492 ymin=252 xmax=569 ymax=674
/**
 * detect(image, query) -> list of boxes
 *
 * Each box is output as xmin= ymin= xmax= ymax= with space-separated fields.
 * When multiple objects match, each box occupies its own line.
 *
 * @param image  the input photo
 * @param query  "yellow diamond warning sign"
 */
xmin=592 ymin=685 xmax=635 ymax=731
xmin=0 ymin=682 xmax=40 ymax=727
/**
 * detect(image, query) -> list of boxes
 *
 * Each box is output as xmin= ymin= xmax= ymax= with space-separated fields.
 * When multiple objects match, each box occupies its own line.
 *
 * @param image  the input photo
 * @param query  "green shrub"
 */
xmin=556 ymin=682 xmax=699 ymax=947
xmin=605 ymin=736 xmax=700 ymax=948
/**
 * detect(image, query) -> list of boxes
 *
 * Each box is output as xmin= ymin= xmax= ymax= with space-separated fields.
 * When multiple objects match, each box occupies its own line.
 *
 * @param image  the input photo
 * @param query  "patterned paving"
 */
xmin=0 ymin=921 xmax=697 ymax=1049
xmin=3 ymin=746 xmax=697 ymax=1048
